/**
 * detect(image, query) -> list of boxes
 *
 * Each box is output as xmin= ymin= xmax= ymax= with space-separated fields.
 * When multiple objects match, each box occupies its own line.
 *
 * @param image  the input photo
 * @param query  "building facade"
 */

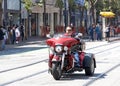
xmin=2 ymin=0 xmax=21 ymax=26
xmin=2 ymin=0 xmax=63 ymax=38
xmin=29 ymin=0 xmax=63 ymax=37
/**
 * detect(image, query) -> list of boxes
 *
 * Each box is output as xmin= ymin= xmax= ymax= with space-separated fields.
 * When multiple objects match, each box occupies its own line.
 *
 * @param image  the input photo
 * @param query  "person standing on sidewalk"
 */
xmin=1 ymin=26 xmax=8 ymax=50
xmin=20 ymin=24 xmax=24 ymax=41
xmin=0 ymin=26 xmax=5 ymax=50
xmin=15 ymin=25 xmax=20 ymax=44
xmin=95 ymin=24 xmax=102 ymax=41
xmin=88 ymin=24 xmax=96 ymax=41
xmin=11 ymin=24 xmax=16 ymax=44
xmin=105 ymin=25 xmax=110 ymax=42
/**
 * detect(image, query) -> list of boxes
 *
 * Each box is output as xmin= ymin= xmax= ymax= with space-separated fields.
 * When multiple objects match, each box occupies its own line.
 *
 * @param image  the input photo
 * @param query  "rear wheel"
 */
xmin=85 ymin=59 xmax=95 ymax=76
xmin=52 ymin=63 xmax=61 ymax=80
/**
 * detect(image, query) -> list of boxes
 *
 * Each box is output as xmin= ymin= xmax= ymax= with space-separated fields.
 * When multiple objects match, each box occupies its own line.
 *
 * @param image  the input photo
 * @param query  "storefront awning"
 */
xmin=100 ymin=11 xmax=115 ymax=18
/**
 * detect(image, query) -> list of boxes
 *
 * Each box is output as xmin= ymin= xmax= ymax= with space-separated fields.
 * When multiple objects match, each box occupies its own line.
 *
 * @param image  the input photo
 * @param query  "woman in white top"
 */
xmin=15 ymin=26 xmax=20 ymax=43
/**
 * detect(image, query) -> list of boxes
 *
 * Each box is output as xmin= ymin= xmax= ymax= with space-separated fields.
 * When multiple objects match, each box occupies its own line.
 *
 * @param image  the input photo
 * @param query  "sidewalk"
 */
xmin=4 ymin=35 xmax=120 ymax=50
xmin=5 ymin=37 xmax=47 ymax=50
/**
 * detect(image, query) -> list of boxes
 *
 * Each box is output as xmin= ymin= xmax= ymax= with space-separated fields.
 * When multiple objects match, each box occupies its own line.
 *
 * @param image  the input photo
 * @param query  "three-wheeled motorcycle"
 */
xmin=46 ymin=33 xmax=96 ymax=80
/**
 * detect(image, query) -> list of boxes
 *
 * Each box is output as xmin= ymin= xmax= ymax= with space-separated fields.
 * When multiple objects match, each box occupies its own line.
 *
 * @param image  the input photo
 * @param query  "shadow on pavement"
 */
xmin=59 ymin=73 xmax=104 ymax=81
xmin=0 ymin=46 xmax=48 ymax=56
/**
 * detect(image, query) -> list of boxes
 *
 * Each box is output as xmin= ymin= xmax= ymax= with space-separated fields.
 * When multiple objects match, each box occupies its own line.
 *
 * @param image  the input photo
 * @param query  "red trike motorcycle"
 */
xmin=46 ymin=34 xmax=96 ymax=80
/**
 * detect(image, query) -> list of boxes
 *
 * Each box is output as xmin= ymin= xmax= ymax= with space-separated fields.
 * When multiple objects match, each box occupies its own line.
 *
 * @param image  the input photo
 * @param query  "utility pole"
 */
xmin=63 ymin=0 xmax=68 ymax=29
xmin=19 ymin=0 xmax=22 ymax=24
xmin=43 ymin=0 xmax=46 ymax=26
xmin=3 ymin=0 xmax=7 ymax=27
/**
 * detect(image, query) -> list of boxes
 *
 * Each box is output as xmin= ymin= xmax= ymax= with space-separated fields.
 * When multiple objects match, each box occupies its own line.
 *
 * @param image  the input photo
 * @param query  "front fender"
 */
xmin=49 ymin=54 xmax=61 ymax=68
xmin=52 ymin=55 xmax=61 ymax=63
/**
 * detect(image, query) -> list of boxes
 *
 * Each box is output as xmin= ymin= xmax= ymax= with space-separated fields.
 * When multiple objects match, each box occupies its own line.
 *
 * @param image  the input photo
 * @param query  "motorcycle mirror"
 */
xmin=78 ymin=33 xmax=83 ymax=37
xmin=75 ymin=33 xmax=83 ymax=38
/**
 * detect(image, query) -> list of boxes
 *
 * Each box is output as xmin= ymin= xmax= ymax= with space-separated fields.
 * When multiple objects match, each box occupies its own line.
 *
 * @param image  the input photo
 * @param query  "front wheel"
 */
xmin=85 ymin=59 xmax=95 ymax=76
xmin=52 ymin=63 xmax=61 ymax=80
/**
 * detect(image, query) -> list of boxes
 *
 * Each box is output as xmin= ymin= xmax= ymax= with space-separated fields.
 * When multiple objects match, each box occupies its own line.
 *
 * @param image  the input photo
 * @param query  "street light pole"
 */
xmin=19 ymin=0 xmax=22 ymax=24
xmin=43 ymin=0 xmax=46 ymax=26
xmin=63 ymin=0 xmax=68 ymax=29
xmin=3 ymin=0 xmax=7 ymax=27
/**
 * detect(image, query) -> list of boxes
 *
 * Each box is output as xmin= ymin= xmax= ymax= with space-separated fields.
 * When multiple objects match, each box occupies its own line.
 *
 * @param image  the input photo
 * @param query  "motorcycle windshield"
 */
xmin=53 ymin=34 xmax=71 ymax=38
xmin=46 ymin=34 xmax=78 ymax=47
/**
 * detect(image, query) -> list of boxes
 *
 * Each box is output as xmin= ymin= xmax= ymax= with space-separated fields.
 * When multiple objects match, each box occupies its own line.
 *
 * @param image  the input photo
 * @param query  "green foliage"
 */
xmin=55 ymin=0 xmax=64 ymax=9
xmin=36 ymin=0 xmax=43 ymax=7
xmin=85 ymin=0 xmax=97 ymax=10
xmin=22 ymin=0 xmax=44 ymax=12
xmin=0 ymin=0 xmax=2 ymax=3
xmin=95 ymin=0 xmax=103 ymax=11
xmin=22 ymin=0 xmax=33 ymax=12
xmin=84 ymin=0 xmax=89 ymax=10
xmin=95 ymin=0 xmax=120 ymax=15
xmin=55 ymin=0 xmax=77 ymax=10
xmin=68 ymin=0 xmax=76 ymax=10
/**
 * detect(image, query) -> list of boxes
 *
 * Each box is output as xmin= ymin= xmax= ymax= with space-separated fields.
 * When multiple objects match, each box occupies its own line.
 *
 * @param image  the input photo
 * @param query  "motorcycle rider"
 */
xmin=64 ymin=26 xmax=80 ymax=67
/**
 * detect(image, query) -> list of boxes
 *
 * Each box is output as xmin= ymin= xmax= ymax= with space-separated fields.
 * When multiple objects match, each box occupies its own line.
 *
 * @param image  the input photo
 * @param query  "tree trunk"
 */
xmin=89 ymin=0 xmax=97 ymax=24
xmin=69 ymin=7 xmax=72 ymax=24
xmin=0 ymin=1 xmax=2 ymax=25
xmin=59 ymin=8 xmax=62 ymax=26
xmin=80 ymin=7 xmax=84 ymax=27
xmin=91 ymin=6 xmax=96 ymax=24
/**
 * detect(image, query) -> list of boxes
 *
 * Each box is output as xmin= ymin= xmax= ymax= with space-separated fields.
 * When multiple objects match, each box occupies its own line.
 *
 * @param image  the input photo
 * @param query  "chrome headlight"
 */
xmin=64 ymin=46 xmax=68 ymax=51
xmin=55 ymin=46 xmax=62 ymax=53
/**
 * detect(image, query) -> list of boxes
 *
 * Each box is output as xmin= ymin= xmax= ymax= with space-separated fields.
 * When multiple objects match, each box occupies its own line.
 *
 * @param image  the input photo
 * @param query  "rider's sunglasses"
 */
xmin=67 ymin=29 xmax=72 ymax=31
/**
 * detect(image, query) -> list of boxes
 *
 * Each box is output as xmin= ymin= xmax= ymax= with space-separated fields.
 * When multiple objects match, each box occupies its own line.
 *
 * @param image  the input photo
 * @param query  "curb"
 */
xmin=109 ymin=37 xmax=120 ymax=42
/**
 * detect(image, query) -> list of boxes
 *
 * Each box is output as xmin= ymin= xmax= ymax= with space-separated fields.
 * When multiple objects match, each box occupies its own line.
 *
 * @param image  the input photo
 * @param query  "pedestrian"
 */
xmin=88 ymin=26 xmax=92 ymax=41
xmin=111 ymin=26 xmax=115 ymax=37
xmin=7 ymin=26 xmax=12 ymax=44
xmin=95 ymin=24 xmax=102 ymax=41
xmin=15 ymin=25 xmax=20 ymax=44
xmin=20 ymin=24 xmax=24 ymax=41
xmin=88 ymin=24 xmax=96 ymax=41
xmin=0 ymin=26 xmax=5 ymax=50
xmin=1 ymin=26 xmax=8 ymax=50
xmin=11 ymin=24 xmax=16 ymax=44
xmin=105 ymin=25 xmax=110 ymax=42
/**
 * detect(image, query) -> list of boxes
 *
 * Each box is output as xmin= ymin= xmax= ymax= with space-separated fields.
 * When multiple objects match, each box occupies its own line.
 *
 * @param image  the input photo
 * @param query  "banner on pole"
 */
xmin=75 ymin=0 xmax=85 ymax=6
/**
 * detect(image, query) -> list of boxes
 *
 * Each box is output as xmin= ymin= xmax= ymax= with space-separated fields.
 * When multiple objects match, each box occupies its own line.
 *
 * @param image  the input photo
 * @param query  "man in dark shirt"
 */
xmin=0 ymin=26 xmax=5 ymax=50
xmin=64 ymin=26 xmax=80 ymax=67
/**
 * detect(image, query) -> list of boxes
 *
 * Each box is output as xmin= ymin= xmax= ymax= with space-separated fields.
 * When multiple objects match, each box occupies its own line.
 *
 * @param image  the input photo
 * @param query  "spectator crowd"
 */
xmin=0 ymin=24 xmax=24 ymax=51
xmin=88 ymin=23 xmax=119 ymax=42
xmin=0 ymin=23 xmax=120 ymax=51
